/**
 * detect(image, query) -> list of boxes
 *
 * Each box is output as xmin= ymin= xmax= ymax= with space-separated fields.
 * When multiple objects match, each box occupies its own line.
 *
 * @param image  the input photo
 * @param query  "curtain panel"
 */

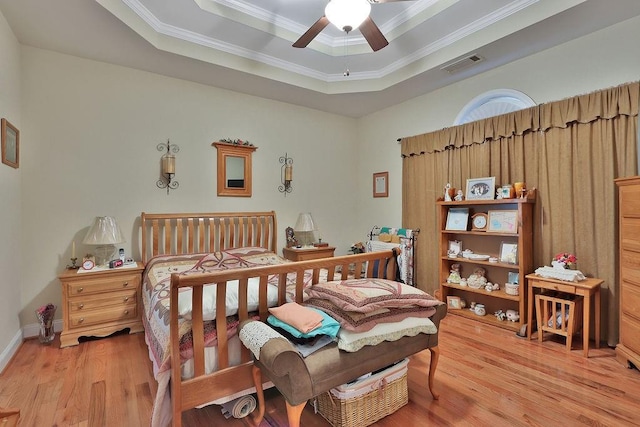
xmin=401 ymin=82 xmax=638 ymax=345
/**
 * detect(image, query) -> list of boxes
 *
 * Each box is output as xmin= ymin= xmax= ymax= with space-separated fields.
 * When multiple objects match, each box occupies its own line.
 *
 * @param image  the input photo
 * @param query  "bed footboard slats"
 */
xmin=169 ymin=248 xmax=399 ymax=427
xmin=141 ymin=211 xmax=277 ymax=262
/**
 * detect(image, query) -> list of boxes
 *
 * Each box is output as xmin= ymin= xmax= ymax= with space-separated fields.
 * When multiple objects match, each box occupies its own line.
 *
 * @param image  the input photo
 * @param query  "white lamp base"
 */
xmin=94 ymin=245 xmax=116 ymax=266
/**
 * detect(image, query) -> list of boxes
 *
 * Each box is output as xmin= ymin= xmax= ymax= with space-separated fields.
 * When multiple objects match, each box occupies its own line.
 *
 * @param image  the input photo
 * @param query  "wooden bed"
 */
xmin=139 ymin=211 xmax=403 ymax=427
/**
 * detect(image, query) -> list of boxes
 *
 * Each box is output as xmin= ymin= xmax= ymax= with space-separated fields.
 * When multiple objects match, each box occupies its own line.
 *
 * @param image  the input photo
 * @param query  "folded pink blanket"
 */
xmin=269 ymin=302 xmax=323 ymax=333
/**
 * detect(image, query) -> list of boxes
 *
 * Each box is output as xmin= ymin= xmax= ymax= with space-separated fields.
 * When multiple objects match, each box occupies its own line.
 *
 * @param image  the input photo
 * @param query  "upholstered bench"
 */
xmin=239 ymin=302 xmax=447 ymax=427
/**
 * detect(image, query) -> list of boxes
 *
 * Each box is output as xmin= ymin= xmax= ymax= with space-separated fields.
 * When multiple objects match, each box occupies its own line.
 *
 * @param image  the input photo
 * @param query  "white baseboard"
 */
xmin=0 ymin=329 xmax=23 ymax=374
xmin=0 ymin=320 xmax=64 ymax=374
xmin=22 ymin=319 xmax=63 ymax=339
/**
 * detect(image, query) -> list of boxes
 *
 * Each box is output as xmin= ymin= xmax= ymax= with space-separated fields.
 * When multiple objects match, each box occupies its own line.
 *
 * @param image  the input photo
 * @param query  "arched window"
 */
xmin=454 ymin=89 xmax=536 ymax=125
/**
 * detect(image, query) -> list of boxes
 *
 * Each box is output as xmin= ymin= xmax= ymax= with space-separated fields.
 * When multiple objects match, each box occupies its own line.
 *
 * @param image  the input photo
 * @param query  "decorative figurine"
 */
xmin=447 ymin=263 xmax=461 ymax=284
xmin=454 ymin=190 xmax=464 ymax=201
xmin=467 ymin=267 xmax=487 ymax=289
xmin=444 ymin=183 xmax=453 ymax=201
xmin=506 ymin=309 xmax=520 ymax=322
xmin=495 ymin=310 xmax=507 ymax=321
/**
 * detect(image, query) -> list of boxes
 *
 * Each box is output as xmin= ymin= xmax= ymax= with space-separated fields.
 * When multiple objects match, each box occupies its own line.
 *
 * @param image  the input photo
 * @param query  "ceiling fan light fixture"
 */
xmin=325 ymin=0 xmax=371 ymax=32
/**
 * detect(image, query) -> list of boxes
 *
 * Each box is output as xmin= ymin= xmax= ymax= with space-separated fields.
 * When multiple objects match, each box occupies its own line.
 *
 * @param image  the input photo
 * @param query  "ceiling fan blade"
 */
xmin=293 ymin=16 xmax=330 ymax=48
xmin=359 ymin=16 xmax=389 ymax=52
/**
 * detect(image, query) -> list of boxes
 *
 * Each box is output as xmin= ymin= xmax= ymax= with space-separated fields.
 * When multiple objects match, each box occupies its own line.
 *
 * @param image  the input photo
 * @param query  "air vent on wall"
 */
xmin=441 ymin=54 xmax=484 ymax=73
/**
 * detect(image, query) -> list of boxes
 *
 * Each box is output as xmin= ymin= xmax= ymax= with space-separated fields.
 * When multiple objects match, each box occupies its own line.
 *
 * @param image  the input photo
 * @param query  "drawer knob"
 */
xmin=79 ymin=318 xmax=84 ymax=323
xmin=78 ymin=303 xmax=84 ymax=309
xmin=124 ymin=310 xmax=129 ymax=315
xmin=123 ymin=297 xmax=129 ymax=302
xmin=123 ymin=282 xmax=129 ymax=287
xmin=77 ymin=287 xmax=84 ymax=293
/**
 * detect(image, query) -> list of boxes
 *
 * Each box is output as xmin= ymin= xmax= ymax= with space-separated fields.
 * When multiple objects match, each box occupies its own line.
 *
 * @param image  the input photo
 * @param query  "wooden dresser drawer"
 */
xmin=620 ymin=280 xmax=640 ymax=320
xmin=530 ymin=278 xmax=575 ymax=294
xmin=69 ymin=302 xmax=138 ymax=329
xmin=65 ymin=273 xmax=140 ymax=296
xmin=620 ymin=314 xmax=640 ymax=354
xmin=68 ymin=289 xmax=137 ymax=313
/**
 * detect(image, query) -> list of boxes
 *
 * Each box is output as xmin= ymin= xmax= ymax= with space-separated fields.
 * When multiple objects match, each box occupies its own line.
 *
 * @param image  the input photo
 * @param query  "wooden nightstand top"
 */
xmin=282 ymin=246 xmax=336 ymax=261
xmin=59 ymin=262 xmax=144 ymax=279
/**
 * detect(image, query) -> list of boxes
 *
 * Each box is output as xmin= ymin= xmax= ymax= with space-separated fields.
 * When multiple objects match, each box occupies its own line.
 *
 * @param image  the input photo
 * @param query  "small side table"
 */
xmin=525 ymin=274 xmax=603 ymax=357
xmin=282 ymin=246 xmax=335 ymax=261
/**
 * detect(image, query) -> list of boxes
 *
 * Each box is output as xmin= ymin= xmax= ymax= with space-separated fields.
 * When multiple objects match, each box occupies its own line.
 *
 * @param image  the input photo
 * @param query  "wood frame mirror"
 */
xmin=212 ymin=142 xmax=257 ymax=197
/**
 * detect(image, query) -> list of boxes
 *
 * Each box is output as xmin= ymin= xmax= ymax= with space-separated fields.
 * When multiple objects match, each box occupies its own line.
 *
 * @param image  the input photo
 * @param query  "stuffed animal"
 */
xmin=506 ymin=309 xmax=520 ymax=322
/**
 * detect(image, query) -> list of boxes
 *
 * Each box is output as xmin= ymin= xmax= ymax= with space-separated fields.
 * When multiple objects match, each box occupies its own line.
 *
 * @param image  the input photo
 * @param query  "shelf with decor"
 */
xmin=438 ymin=195 xmax=535 ymax=332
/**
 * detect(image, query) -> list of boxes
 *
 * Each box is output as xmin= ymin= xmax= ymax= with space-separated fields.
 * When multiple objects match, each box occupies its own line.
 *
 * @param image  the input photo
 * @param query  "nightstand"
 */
xmin=282 ymin=246 xmax=336 ymax=261
xmin=58 ymin=263 xmax=145 ymax=348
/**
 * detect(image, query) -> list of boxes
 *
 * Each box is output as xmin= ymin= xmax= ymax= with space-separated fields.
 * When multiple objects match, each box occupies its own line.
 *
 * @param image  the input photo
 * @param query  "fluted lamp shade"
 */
xmin=82 ymin=216 xmax=125 ymax=266
xmin=294 ymin=213 xmax=317 ymax=247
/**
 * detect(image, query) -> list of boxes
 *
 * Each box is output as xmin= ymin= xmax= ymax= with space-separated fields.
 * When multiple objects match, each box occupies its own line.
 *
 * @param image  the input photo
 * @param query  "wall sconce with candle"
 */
xmin=156 ymin=139 xmax=179 ymax=194
xmin=278 ymin=153 xmax=293 ymax=195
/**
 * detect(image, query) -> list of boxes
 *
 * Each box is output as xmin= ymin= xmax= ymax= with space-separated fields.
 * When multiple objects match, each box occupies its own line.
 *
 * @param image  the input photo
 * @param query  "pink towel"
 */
xmin=269 ymin=302 xmax=323 ymax=333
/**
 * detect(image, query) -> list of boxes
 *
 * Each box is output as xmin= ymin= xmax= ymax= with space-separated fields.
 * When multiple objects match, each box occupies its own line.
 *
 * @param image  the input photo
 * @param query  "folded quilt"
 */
xmin=269 ymin=302 xmax=323 ymax=333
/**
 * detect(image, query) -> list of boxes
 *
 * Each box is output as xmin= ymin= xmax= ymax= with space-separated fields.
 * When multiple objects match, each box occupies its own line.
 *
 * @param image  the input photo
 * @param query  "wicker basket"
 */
xmin=315 ymin=360 xmax=408 ymax=427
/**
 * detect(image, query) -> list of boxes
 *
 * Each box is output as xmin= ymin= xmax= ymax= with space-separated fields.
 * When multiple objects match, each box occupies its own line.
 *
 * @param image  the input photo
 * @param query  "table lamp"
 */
xmin=294 ymin=212 xmax=317 ymax=247
xmin=82 ymin=216 xmax=125 ymax=266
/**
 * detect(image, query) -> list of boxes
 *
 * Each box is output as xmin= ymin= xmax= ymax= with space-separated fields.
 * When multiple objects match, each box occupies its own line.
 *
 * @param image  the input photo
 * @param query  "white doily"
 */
xmin=534 ymin=266 xmax=586 ymax=282
xmin=239 ymin=321 xmax=284 ymax=360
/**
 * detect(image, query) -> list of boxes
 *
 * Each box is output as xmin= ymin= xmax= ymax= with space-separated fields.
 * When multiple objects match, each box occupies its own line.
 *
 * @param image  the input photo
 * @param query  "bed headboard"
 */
xmin=140 ymin=211 xmax=277 ymax=263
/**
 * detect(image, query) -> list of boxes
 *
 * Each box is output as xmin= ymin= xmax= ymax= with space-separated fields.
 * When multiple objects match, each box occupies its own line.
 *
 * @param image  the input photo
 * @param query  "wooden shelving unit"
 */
xmin=438 ymin=196 xmax=535 ymax=332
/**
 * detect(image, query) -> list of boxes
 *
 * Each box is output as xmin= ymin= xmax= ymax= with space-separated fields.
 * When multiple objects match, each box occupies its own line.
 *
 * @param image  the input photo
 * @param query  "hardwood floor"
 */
xmin=1 ymin=315 xmax=639 ymax=426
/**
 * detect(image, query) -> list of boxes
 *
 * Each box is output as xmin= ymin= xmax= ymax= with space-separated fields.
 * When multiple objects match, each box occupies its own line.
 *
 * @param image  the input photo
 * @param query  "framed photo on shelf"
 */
xmin=1 ymin=118 xmax=19 ymax=169
xmin=508 ymin=271 xmax=519 ymax=284
xmin=499 ymin=242 xmax=518 ymax=264
xmin=445 ymin=208 xmax=469 ymax=231
xmin=373 ymin=172 xmax=388 ymax=198
xmin=446 ymin=296 xmax=462 ymax=310
xmin=448 ymin=240 xmax=462 ymax=256
xmin=487 ymin=210 xmax=518 ymax=233
xmin=465 ymin=177 xmax=495 ymax=200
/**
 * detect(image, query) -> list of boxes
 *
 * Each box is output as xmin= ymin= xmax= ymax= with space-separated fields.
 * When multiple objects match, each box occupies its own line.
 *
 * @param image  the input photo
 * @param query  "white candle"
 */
xmin=72 ymin=241 xmax=76 ymax=258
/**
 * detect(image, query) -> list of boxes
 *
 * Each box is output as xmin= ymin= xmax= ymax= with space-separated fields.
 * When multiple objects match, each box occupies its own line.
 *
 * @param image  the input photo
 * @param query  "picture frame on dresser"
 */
xmin=447 ymin=296 xmax=462 ymax=310
xmin=465 ymin=177 xmax=495 ymax=200
xmin=499 ymin=242 xmax=518 ymax=264
xmin=487 ymin=210 xmax=518 ymax=233
xmin=445 ymin=208 xmax=469 ymax=231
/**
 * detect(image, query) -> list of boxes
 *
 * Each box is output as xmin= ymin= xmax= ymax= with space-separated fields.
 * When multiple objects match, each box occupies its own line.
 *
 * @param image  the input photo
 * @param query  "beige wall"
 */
xmin=18 ymin=47 xmax=358 ymax=326
xmin=0 ymin=10 xmax=22 ymax=369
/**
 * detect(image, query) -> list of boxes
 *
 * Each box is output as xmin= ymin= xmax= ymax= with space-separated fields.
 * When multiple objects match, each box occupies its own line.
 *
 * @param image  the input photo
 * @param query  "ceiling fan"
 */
xmin=293 ymin=0 xmax=413 ymax=52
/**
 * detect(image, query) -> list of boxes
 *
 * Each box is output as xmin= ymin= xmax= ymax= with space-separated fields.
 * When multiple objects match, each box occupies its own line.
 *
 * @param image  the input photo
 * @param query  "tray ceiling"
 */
xmin=1 ymin=0 xmax=640 ymax=117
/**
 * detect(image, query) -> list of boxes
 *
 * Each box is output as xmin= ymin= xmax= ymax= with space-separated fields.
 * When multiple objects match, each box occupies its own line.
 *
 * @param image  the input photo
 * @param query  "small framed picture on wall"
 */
xmin=373 ymin=172 xmax=389 ymax=198
xmin=1 ymin=118 xmax=19 ymax=169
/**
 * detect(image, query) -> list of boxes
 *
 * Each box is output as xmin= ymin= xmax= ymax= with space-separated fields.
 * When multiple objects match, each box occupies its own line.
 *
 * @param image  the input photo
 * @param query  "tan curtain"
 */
xmin=401 ymin=82 xmax=639 ymax=345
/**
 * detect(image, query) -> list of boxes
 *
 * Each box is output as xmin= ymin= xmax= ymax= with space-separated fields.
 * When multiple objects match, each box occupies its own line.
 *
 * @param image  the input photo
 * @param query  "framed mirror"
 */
xmin=212 ymin=142 xmax=257 ymax=197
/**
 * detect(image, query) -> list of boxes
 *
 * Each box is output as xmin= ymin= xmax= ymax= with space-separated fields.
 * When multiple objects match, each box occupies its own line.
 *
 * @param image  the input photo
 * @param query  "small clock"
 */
xmin=471 ymin=213 xmax=488 ymax=231
xmin=82 ymin=257 xmax=95 ymax=270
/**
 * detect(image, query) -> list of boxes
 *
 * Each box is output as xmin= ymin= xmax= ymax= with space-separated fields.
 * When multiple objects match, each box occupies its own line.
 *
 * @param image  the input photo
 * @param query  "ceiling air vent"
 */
xmin=441 ymin=54 xmax=484 ymax=73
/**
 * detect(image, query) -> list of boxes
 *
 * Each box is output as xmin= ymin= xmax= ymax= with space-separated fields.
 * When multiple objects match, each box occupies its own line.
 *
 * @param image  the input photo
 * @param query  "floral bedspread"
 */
xmin=141 ymin=247 xmax=311 ymax=377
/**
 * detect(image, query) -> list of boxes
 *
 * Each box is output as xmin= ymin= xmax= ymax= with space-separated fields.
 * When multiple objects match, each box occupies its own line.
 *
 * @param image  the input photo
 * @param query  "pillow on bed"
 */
xmin=304 ymin=278 xmax=440 ymax=313
xmin=305 ymin=297 xmax=436 ymax=332
xmin=177 ymin=277 xmax=279 ymax=321
xmin=337 ymin=316 xmax=437 ymax=352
